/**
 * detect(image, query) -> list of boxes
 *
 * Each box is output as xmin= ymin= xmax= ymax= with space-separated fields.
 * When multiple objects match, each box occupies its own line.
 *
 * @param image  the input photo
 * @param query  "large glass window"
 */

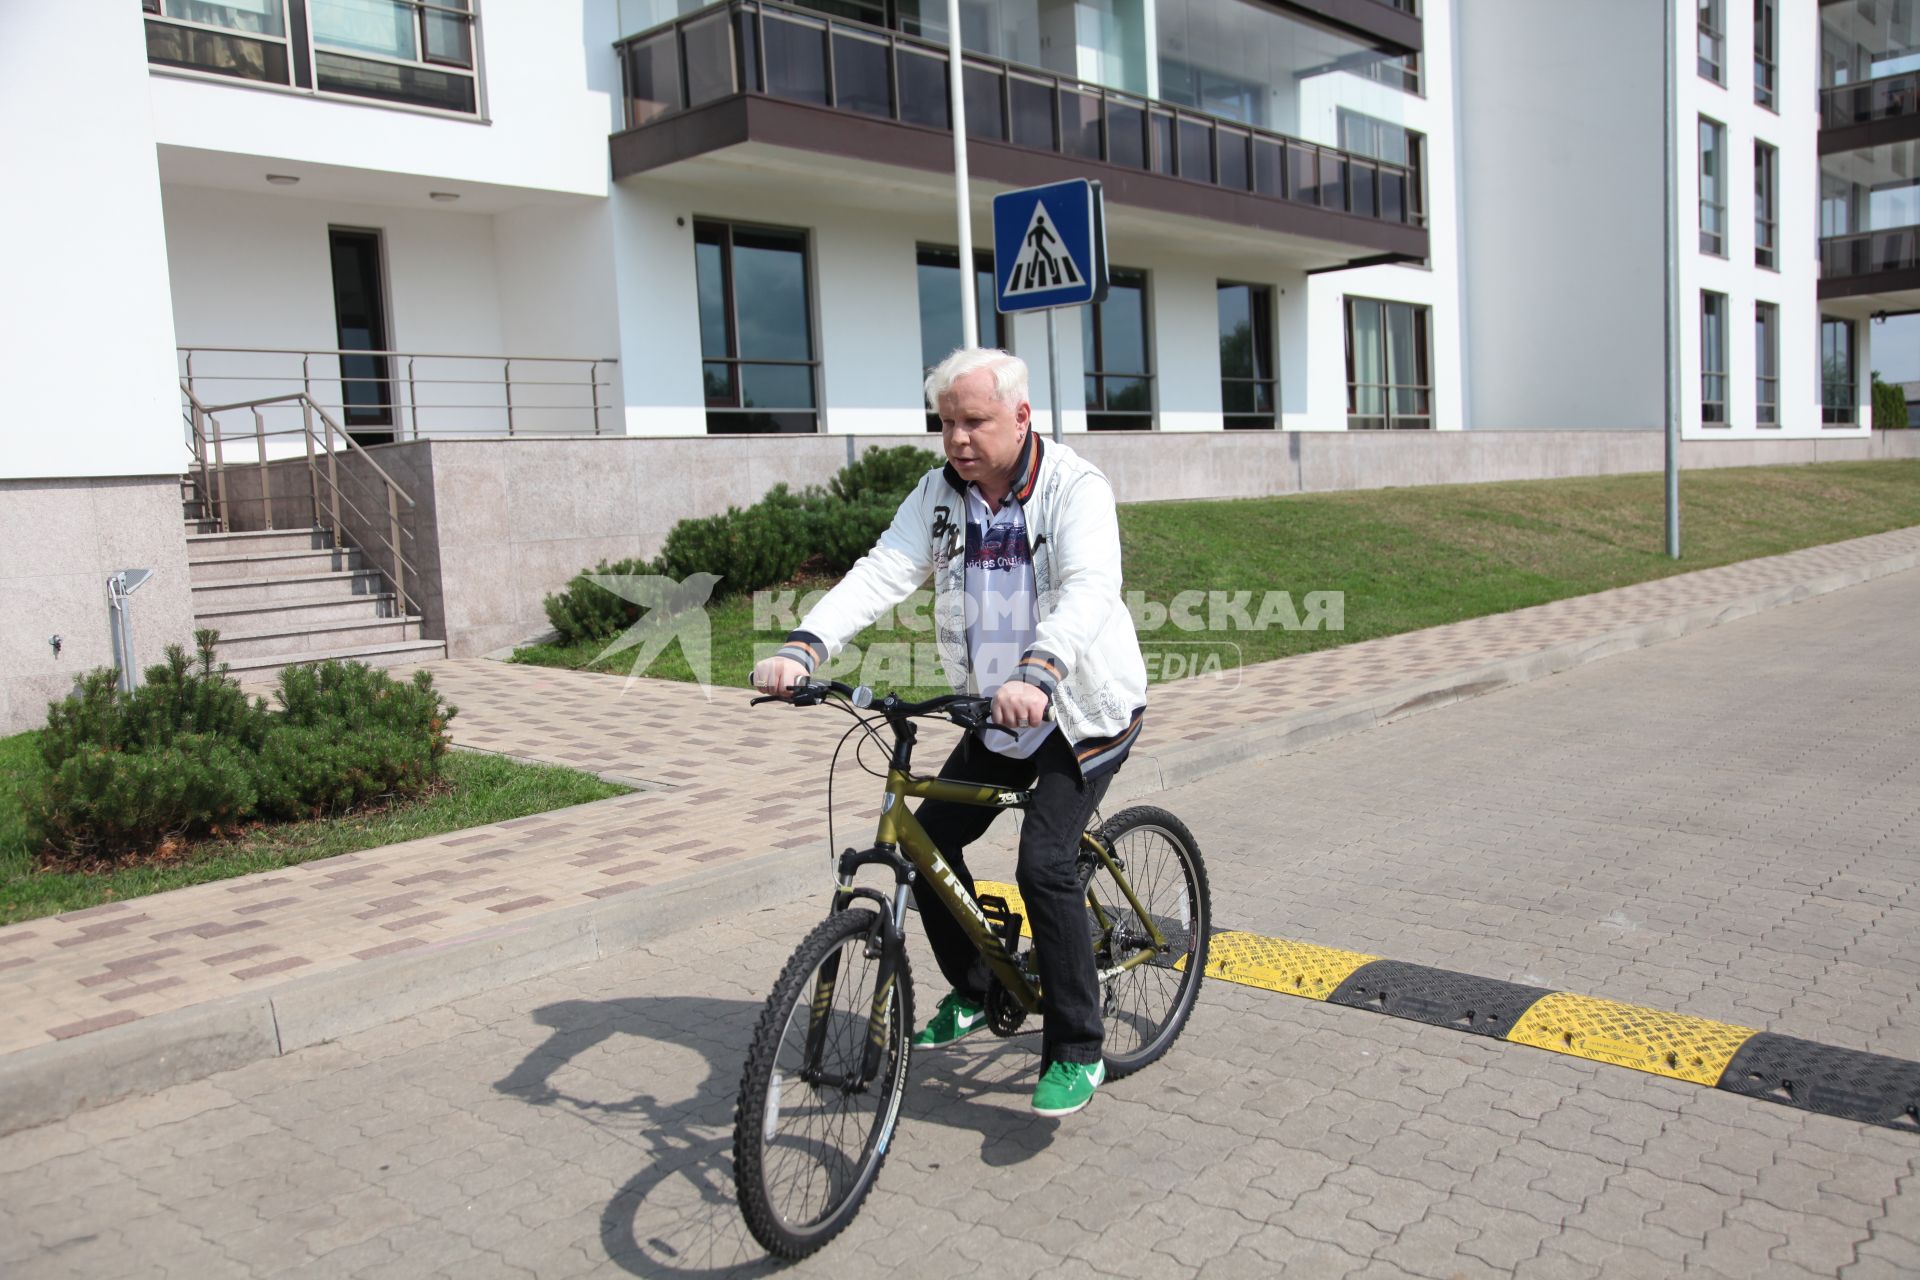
xmin=1699 ymin=117 xmax=1726 ymax=256
xmin=694 ymin=221 xmax=820 ymax=434
xmin=1823 ymin=317 xmax=1857 ymax=426
xmin=1756 ymin=303 xmax=1779 ymax=428
xmin=917 ymin=246 xmax=1001 ymax=431
xmin=1156 ymin=0 xmax=1403 ymax=131
xmin=1698 ymin=0 xmax=1724 ymax=83
xmin=1345 ymin=297 xmax=1431 ymax=430
xmin=1217 ymin=282 xmax=1275 ymax=430
xmin=1754 ymin=0 xmax=1776 ymax=109
xmin=1340 ymin=108 xmax=1426 ymax=226
xmin=1755 ymin=140 xmax=1778 ymax=270
xmin=1084 ymin=269 xmax=1153 ymax=431
xmin=145 ymin=0 xmax=479 ymax=112
xmin=1701 ymin=292 xmax=1728 ymax=426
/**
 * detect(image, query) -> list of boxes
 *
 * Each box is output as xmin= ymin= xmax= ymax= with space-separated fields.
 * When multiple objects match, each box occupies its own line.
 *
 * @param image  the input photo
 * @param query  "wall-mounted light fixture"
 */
xmin=265 ymin=173 xmax=300 ymax=186
xmin=429 ymin=191 xmax=460 ymax=202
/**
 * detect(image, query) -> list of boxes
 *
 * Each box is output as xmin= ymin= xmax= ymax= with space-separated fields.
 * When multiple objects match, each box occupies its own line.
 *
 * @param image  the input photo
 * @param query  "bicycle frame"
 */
xmin=814 ymin=715 xmax=1170 ymax=1087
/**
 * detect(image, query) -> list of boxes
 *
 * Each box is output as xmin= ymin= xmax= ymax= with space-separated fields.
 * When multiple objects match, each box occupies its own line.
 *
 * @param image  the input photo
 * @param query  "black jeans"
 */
xmin=910 ymin=728 xmax=1113 ymax=1067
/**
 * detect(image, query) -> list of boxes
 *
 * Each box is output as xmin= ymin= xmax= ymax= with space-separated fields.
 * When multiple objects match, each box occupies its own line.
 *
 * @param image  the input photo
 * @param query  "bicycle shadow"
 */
xmin=494 ymin=993 xmax=1054 ymax=1277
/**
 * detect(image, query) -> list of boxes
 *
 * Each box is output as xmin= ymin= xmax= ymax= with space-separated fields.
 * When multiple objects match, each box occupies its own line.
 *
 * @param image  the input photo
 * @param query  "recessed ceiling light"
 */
xmin=429 ymin=191 xmax=460 ymax=202
xmin=265 ymin=173 xmax=299 ymax=186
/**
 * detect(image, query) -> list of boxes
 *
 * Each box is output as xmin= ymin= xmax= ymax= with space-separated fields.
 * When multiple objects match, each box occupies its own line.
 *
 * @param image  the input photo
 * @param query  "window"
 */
xmin=694 ymin=221 xmax=819 ymax=434
xmin=1339 ymin=108 xmax=1427 ymax=227
xmin=1699 ymin=117 xmax=1726 ymax=256
xmin=1754 ymin=0 xmax=1776 ymax=109
xmin=1756 ymin=303 xmax=1779 ymax=428
xmin=1701 ymin=292 xmax=1728 ymax=425
xmin=1345 ymin=297 xmax=1431 ymax=430
xmin=1084 ymin=269 xmax=1153 ymax=430
xmin=917 ymin=247 xmax=1002 ymax=432
xmin=1357 ymin=52 xmax=1422 ymax=96
xmin=143 ymin=0 xmax=480 ymax=114
xmin=1823 ymin=317 xmax=1857 ymax=426
xmin=1698 ymin=0 xmax=1723 ymax=83
xmin=1755 ymin=141 xmax=1777 ymax=269
xmin=328 ymin=227 xmax=393 ymax=443
xmin=1217 ymin=283 xmax=1275 ymax=430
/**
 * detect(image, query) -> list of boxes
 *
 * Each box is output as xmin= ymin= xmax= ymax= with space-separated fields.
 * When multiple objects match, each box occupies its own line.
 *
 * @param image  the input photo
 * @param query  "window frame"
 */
xmin=1344 ymin=296 xmax=1433 ymax=431
xmin=1755 ymin=302 xmax=1779 ymax=428
xmin=1338 ymin=107 xmax=1428 ymax=228
xmin=917 ymin=244 xmax=1003 ymax=432
xmin=1699 ymin=115 xmax=1727 ymax=257
xmin=1753 ymin=0 xmax=1776 ymax=111
xmin=1084 ymin=267 xmax=1155 ymax=431
xmin=1701 ymin=290 xmax=1729 ymax=427
xmin=693 ymin=219 xmax=822 ymax=435
xmin=1755 ymin=140 xmax=1778 ymax=270
xmin=143 ymin=0 xmax=484 ymax=118
xmin=1698 ymin=0 xmax=1724 ymax=84
xmin=1216 ymin=280 xmax=1277 ymax=431
xmin=1822 ymin=316 xmax=1858 ymax=427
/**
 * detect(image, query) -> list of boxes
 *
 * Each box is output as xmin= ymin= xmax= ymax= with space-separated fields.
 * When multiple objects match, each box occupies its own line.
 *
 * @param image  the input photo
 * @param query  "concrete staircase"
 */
xmin=181 ymin=480 xmax=443 ymax=682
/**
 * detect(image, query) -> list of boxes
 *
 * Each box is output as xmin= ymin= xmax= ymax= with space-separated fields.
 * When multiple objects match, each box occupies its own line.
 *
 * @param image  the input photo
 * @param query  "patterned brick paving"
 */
xmin=0 ymin=526 xmax=1915 ymax=1057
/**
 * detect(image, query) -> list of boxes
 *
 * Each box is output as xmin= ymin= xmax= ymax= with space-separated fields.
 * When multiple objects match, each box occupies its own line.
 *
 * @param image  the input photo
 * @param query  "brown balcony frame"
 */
xmin=612 ymin=0 xmax=1429 ymax=265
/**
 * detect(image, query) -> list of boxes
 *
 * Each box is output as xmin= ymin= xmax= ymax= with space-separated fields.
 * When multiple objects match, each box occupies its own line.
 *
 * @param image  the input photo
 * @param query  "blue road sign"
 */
xmin=993 ymin=179 xmax=1108 ymax=313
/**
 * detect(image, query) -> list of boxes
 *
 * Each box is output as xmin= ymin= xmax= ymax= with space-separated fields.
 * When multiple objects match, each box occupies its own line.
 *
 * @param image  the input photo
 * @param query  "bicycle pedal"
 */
xmin=977 ymin=894 xmax=1025 ymax=951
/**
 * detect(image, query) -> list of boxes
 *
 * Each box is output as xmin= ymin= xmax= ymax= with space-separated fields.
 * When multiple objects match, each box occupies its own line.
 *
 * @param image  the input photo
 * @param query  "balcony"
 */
xmin=611 ymin=0 xmax=1428 ymax=266
xmin=1820 ymin=72 xmax=1920 ymax=152
xmin=1821 ymin=225 xmax=1920 ymax=308
xmin=141 ymin=0 xmax=481 ymax=117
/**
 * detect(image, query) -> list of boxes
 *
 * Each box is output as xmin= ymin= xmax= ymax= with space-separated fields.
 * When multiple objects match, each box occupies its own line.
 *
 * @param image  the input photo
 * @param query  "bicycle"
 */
xmin=731 ymin=680 xmax=1211 ymax=1260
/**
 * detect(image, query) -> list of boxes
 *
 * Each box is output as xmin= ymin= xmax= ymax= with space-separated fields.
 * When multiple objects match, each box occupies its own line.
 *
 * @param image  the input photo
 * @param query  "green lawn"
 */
xmin=0 ymin=737 xmax=628 ymax=926
xmin=516 ymin=459 xmax=1920 ymax=694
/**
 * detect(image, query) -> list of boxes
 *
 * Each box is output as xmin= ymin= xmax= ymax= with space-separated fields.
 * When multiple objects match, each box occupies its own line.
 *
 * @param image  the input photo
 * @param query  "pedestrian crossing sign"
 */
xmin=992 ymin=179 xmax=1108 ymax=313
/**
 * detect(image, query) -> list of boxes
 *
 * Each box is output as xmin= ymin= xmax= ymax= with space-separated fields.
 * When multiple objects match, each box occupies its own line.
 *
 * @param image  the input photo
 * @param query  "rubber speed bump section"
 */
xmin=1329 ymin=960 xmax=1553 ymax=1039
xmin=1719 ymin=1033 xmax=1920 ymax=1130
xmin=1202 ymin=932 xmax=1376 ymax=1001
xmin=1506 ymin=992 xmax=1757 ymax=1087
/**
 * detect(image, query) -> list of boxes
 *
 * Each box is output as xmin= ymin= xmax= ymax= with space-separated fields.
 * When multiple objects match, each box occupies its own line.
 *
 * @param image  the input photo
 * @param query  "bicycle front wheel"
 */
xmin=733 ymin=908 xmax=913 ymax=1260
xmin=1083 ymin=806 xmax=1211 ymax=1078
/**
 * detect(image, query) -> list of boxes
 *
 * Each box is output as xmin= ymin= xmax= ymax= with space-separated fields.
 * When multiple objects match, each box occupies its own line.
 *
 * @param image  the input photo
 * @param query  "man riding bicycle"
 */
xmin=751 ymin=347 xmax=1148 ymax=1117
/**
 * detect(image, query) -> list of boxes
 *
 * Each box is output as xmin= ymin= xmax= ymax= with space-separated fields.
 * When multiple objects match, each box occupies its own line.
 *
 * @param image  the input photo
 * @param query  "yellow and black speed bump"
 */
xmin=972 ymin=884 xmax=1920 ymax=1130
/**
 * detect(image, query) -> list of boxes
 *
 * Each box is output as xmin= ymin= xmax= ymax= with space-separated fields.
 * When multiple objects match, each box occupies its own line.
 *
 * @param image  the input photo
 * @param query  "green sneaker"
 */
xmin=912 ymin=991 xmax=986 ymax=1048
xmin=1031 ymin=1059 xmax=1106 ymax=1117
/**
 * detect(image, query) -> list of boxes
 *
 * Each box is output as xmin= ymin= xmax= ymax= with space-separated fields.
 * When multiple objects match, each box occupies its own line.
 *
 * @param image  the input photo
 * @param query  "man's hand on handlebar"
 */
xmin=750 ymin=656 xmax=810 ymax=698
xmin=991 ymin=681 xmax=1051 ymax=732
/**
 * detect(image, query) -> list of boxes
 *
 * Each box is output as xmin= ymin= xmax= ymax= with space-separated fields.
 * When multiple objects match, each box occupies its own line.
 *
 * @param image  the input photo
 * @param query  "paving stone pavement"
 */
xmin=5 ymin=562 xmax=1919 ymax=1277
xmin=5 ymin=525 xmax=1920 ymax=1059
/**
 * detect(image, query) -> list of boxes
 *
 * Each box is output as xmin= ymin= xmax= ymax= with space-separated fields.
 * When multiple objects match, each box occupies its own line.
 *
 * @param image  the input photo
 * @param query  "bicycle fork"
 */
xmin=801 ymin=870 xmax=914 ymax=1091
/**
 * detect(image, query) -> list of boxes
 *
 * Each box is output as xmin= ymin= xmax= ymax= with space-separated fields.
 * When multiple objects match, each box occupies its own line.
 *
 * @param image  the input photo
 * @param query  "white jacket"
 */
xmin=777 ymin=434 xmax=1147 ymax=777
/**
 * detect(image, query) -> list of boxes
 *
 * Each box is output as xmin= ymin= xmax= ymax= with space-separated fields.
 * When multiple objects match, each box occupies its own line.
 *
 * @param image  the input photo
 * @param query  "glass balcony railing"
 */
xmin=615 ymin=0 xmax=1423 ymax=230
xmin=1821 ymin=225 xmax=1920 ymax=278
xmin=1822 ymin=72 xmax=1920 ymax=130
xmin=141 ymin=0 xmax=480 ymax=116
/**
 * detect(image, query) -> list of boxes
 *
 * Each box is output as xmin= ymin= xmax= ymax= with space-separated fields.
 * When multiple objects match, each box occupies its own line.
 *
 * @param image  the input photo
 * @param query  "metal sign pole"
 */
xmin=947 ymin=0 xmax=977 ymax=349
xmin=1046 ymin=308 xmax=1063 ymax=443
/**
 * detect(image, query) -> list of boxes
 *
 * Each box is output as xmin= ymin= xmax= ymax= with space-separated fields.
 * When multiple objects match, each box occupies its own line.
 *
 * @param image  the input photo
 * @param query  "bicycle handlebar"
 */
xmin=751 ymin=680 xmax=1046 ymax=733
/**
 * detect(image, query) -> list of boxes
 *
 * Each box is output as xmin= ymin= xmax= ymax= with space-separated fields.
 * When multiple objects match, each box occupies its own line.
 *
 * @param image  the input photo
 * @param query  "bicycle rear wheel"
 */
xmin=733 ymin=908 xmax=913 ymax=1260
xmin=1082 ymin=806 xmax=1211 ymax=1078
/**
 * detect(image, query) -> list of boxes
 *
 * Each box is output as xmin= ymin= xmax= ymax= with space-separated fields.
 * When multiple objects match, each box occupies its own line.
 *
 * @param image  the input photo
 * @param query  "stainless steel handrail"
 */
xmin=180 ymin=346 xmax=620 ymax=438
xmin=182 ymin=384 xmax=425 ymax=619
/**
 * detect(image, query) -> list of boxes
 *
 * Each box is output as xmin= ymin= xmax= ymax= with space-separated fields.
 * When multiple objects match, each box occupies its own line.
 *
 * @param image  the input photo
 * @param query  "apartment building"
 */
xmin=0 ymin=1 xmax=1907 ymax=732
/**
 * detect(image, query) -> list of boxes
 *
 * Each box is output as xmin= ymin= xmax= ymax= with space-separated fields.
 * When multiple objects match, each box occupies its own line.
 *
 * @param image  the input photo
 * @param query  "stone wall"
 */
xmin=0 ymin=477 xmax=195 ymax=734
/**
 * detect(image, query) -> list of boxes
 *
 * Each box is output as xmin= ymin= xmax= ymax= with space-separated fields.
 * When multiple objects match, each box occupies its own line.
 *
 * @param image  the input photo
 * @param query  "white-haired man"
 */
xmin=751 ymin=347 xmax=1147 ymax=1117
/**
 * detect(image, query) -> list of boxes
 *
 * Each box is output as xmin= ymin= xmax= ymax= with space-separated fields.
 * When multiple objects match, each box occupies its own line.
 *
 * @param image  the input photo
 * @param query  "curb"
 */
xmin=4 ymin=546 xmax=1916 ymax=1134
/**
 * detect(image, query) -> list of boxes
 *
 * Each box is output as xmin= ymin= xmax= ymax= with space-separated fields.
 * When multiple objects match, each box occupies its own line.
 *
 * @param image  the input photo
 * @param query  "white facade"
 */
xmin=2 ymin=0 xmax=1893 ymax=477
xmin=1457 ymin=0 xmax=1866 ymax=440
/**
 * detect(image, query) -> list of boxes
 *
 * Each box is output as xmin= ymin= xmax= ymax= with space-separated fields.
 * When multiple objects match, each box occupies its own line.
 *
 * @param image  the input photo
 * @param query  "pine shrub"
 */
xmin=27 ymin=633 xmax=456 ymax=860
xmin=1872 ymin=372 xmax=1910 ymax=430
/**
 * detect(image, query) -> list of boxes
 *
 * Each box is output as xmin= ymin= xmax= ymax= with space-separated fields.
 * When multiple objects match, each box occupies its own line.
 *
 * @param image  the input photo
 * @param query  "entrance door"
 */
xmin=328 ymin=227 xmax=394 ymax=445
